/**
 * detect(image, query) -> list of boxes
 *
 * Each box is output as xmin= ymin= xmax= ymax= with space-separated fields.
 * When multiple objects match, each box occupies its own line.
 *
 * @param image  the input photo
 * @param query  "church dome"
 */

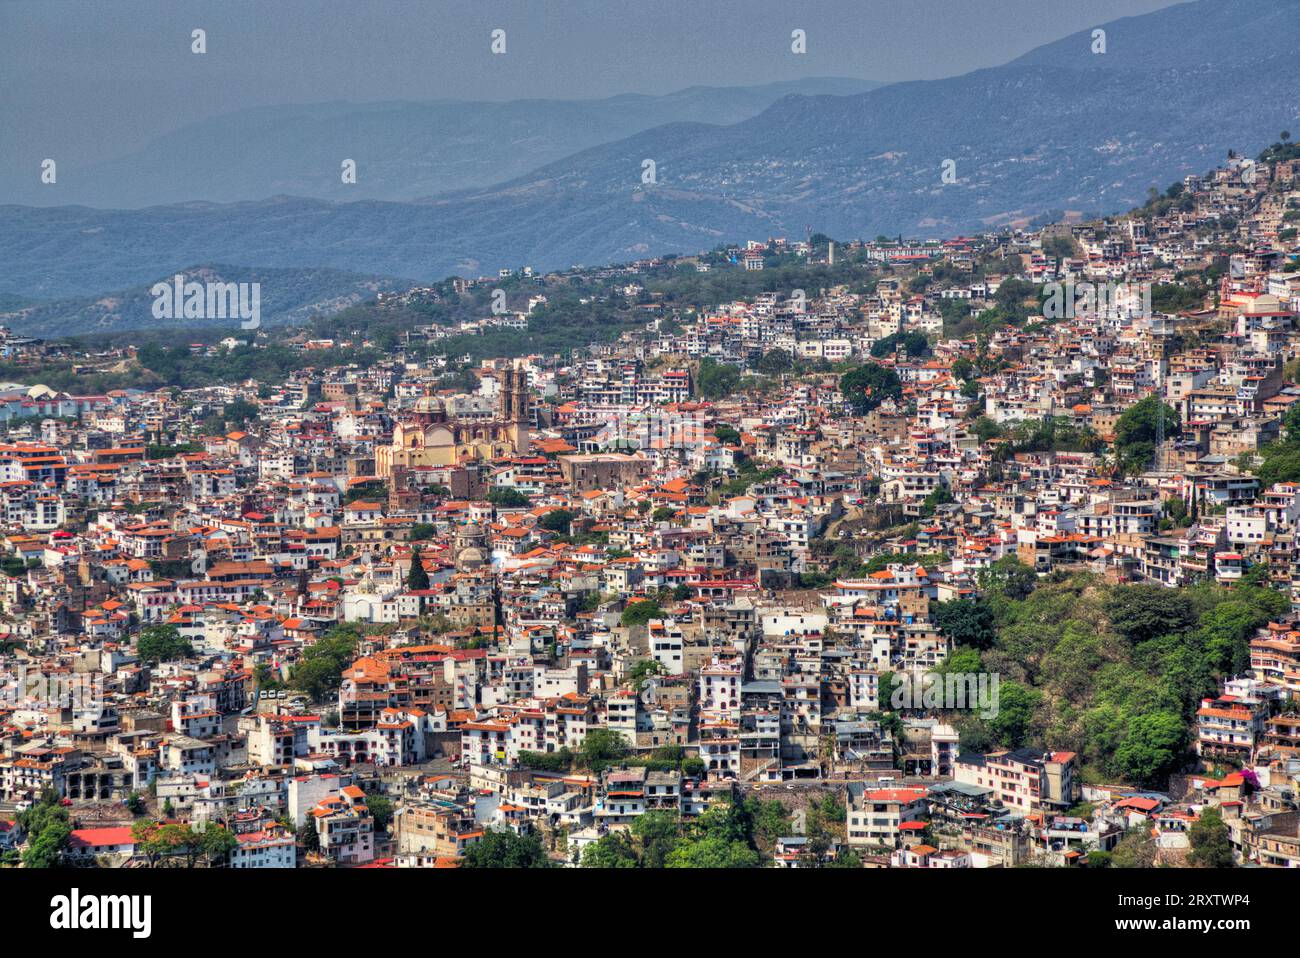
xmin=455 ymin=546 xmax=487 ymax=571
xmin=413 ymin=395 xmax=446 ymax=416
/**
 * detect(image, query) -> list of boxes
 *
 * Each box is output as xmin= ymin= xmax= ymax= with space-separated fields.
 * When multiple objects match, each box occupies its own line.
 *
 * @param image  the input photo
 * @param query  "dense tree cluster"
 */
xmin=927 ymin=567 xmax=1286 ymax=787
xmin=696 ymin=358 xmax=742 ymax=399
xmin=580 ymin=795 xmax=854 ymax=869
xmin=870 ymin=330 xmax=929 ymax=359
xmin=16 ymin=790 xmax=72 ymax=868
xmin=131 ymin=820 xmax=239 ymax=868
xmin=136 ymin=624 xmax=195 ymax=665
xmin=839 ymin=362 xmax=903 ymax=414
xmin=518 ymin=729 xmax=705 ymax=778
xmin=461 ymin=830 xmax=552 ymax=868
xmin=1114 ymin=395 xmax=1181 ymax=474
xmin=289 ymin=624 xmax=362 ymax=702
xmin=620 ymin=599 xmax=664 ymax=627
xmin=1251 ymin=402 xmax=1300 ymax=487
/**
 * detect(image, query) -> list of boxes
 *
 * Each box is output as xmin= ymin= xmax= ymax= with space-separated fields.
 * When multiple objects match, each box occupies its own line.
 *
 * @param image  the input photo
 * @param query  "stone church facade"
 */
xmin=376 ymin=364 xmax=529 ymax=477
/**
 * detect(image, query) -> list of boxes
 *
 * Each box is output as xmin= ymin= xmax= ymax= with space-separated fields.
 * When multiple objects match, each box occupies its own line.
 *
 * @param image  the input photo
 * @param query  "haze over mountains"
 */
xmin=2 ymin=0 xmax=1297 ymax=332
xmin=0 ymin=78 xmax=880 ymax=208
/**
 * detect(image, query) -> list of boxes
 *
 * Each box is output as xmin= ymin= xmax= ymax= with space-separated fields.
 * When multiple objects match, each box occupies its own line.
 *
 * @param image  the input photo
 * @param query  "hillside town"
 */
xmin=2 ymin=145 xmax=1300 ymax=871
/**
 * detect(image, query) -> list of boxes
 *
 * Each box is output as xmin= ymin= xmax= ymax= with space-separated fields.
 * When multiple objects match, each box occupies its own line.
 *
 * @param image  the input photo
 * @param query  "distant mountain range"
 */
xmin=0 ymin=78 xmax=880 ymax=209
xmin=2 ymin=0 xmax=1298 ymax=329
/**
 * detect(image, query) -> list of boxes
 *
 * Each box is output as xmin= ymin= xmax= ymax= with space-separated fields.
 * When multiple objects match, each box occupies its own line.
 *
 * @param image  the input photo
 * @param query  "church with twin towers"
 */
xmin=376 ymin=362 xmax=530 ymax=477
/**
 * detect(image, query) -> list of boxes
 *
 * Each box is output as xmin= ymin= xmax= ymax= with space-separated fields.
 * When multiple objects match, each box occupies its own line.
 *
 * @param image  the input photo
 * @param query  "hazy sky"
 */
xmin=1 ymin=0 xmax=1181 ymax=168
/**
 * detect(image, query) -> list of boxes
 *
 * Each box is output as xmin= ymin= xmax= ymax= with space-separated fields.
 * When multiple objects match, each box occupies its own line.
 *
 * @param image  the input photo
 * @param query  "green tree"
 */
xmin=367 ymin=795 xmax=394 ymax=831
xmin=539 ymin=509 xmax=575 ymax=535
xmin=1104 ymin=586 xmax=1196 ymax=647
xmin=198 ymin=824 xmax=239 ymax=866
xmin=839 ymin=363 xmax=903 ymax=414
xmin=697 ymin=358 xmax=742 ymax=399
xmin=517 ymin=748 xmax=574 ymax=772
xmin=620 ymin=599 xmax=663 ymax=627
xmin=826 ymin=848 xmax=862 ymax=868
xmin=692 ymin=797 xmax=755 ymax=845
xmin=461 ymin=830 xmax=551 ymax=868
xmin=221 ymin=399 xmax=260 ymax=427
xmin=580 ymin=729 xmax=629 ymax=770
xmin=971 ymin=416 xmax=1004 ymax=442
xmin=136 ymin=624 xmax=194 ymax=665
xmin=870 ymin=330 xmax=929 ymax=359
xmin=877 ymin=672 xmax=901 ymax=713
xmin=1114 ymin=395 xmax=1180 ymax=472
xmin=299 ymin=820 xmax=320 ymax=855
xmin=580 ymin=831 xmax=639 ymax=868
xmin=130 ymin=821 xmax=215 ymax=868
xmin=289 ymin=624 xmax=360 ymax=703
xmin=21 ymin=819 xmax=71 ymax=868
xmin=936 ymin=599 xmax=996 ymax=650
xmin=1256 ymin=445 xmax=1300 ymax=487
xmin=628 ymin=658 xmax=664 ymax=692
xmin=989 ymin=681 xmax=1041 ymax=748
xmin=980 ymin=555 xmax=1037 ymax=601
xmin=631 ymin=810 xmax=682 ymax=868
xmin=1187 ymin=807 xmax=1235 ymax=868
xmin=1113 ymin=710 xmax=1186 ymax=786
xmin=18 ymin=790 xmax=71 ymax=868
xmin=407 ymin=546 xmax=430 ymax=590
xmin=746 ymin=799 xmax=792 ymax=847
xmin=1043 ymin=234 xmax=1077 ymax=260
xmin=921 ymin=483 xmax=955 ymax=517
xmin=665 ymin=835 xmax=760 ymax=868
xmin=937 ymin=646 xmax=984 ymax=676
xmin=756 ymin=349 xmax=793 ymax=375
xmin=487 ymin=487 xmax=530 ymax=508
xmin=1194 ymin=590 xmax=1284 ymax=676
